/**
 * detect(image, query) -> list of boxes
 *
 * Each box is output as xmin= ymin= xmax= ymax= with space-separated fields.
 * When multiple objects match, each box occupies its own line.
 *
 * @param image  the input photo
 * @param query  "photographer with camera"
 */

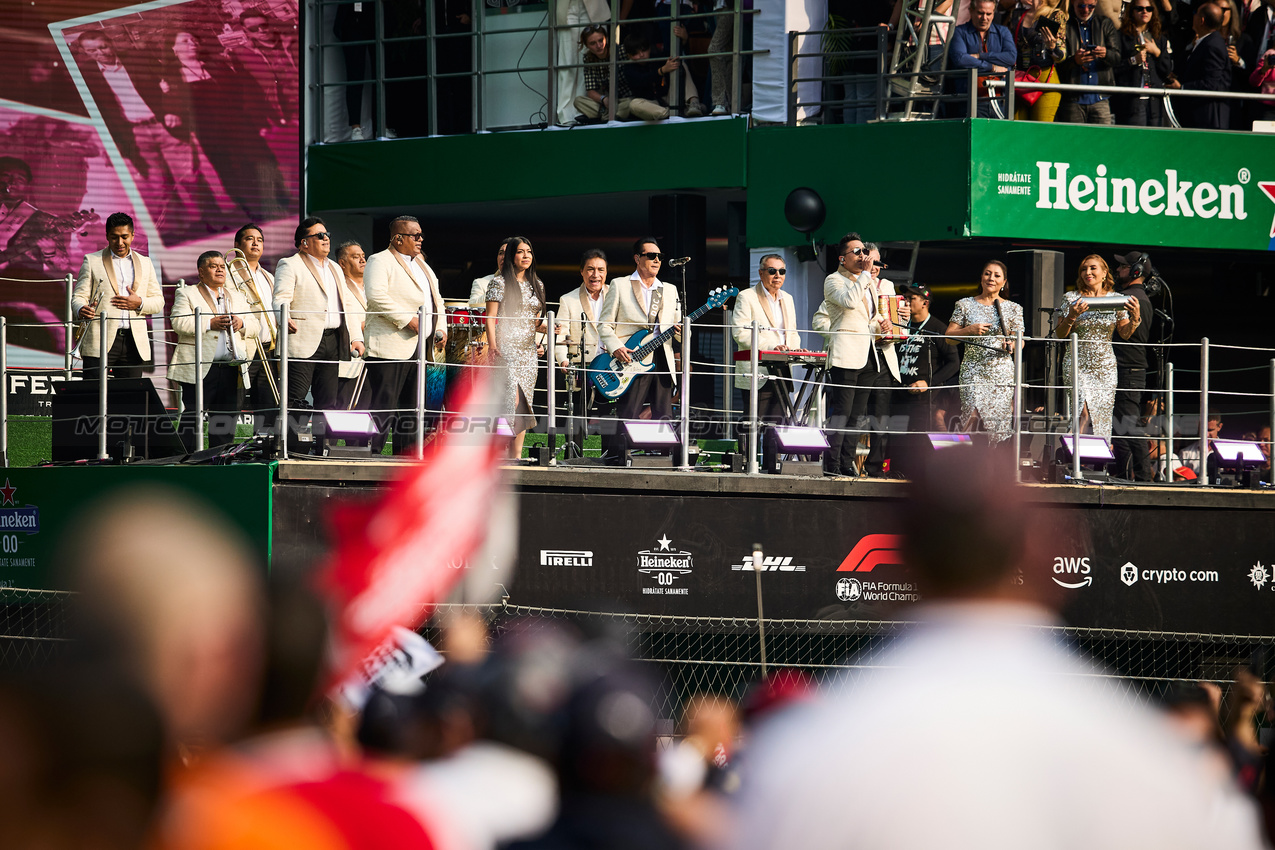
xmin=1112 ymin=250 xmax=1156 ymax=482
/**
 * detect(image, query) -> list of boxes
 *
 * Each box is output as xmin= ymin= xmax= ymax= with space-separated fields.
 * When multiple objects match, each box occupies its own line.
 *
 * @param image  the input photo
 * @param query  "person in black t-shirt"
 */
xmin=1112 ymin=251 xmax=1156 ymax=481
xmin=893 ymin=283 xmax=960 ymax=477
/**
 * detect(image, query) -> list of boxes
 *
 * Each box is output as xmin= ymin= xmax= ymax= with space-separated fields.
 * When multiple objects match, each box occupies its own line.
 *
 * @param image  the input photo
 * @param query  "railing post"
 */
xmin=968 ymin=68 xmax=978 ymax=118
xmin=279 ymin=303 xmax=290 ymax=460
xmin=607 ymin=22 xmax=618 ymax=122
xmin=748 ymin=320 xmax=760 ymax=474
xmin=1069 ymin=332 xmax=1080 ymax=481
xmin=1005 ymin=69 xmax=1015 ymax=119
xmin=670 ymin=0 xmax=682 ymax=116
xmin=723 ymin=314 xmax=733 ymax=436
xmin=375 ymin=0 xmax=386 ymax=138
xmin=97 ymin=312 xmax=107 ymax=460
xmin=1165 ymin=361 xmax=1174 ymax=479
xmin=194 ymin=306 xmax=205 ymax=452
xmin=680 ymin=315 xmax=692 ymax=470
xmin=416 ymin=305 xmax=427 ymax=461
xmin=730 ymin=0 xmax=743 ymax=115
xmin=1012 ymin=327 xmax=1023 ymax=481
xmin=788 ymin=30 xmax=798 ymax=126
xmin=63 ymin=274 xmax=73 ymax=379
xmin=546 ymin=309 xmax=557 ymax=461
xmin=425 ymin=0 xmax=438 ymax=136
xmin=1198 ymin=337 xmax=1209 ymax=486
xmin=0 ymin=316 xmax=7 ymax=468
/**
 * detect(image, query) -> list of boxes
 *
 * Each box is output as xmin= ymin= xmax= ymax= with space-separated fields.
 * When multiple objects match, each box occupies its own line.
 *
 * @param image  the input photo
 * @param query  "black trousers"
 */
xmin=286 ymin=329 xmax=341 ymax=452
xmin=82 ymin=330 xmax=145 ymax=380
xmin=826 ymin=356 xmax=888 ymax=474
xmin=178 ymin=364 xmax=243 ymax=453
xmin=247 ymin=356 xmax=280 ymax=434
xmin=1113 ymin=366 xmax=1152 ymax=481
xmin=853 ymin=354 xmax=896 ymax=477
xmin=603 ymin=358 xmax=675 ymax=461
xmin=892 ymin=393 xmax=941 ymax=479
xmin=366 ymin=357 xmax=424 ymax=456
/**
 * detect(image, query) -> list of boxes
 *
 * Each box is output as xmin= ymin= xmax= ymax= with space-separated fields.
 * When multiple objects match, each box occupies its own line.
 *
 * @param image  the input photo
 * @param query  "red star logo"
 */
xmin=1260 ymin=182 xmax=1275 ymax=239
xmin=0 ymin=479 xmax=15 ymax=506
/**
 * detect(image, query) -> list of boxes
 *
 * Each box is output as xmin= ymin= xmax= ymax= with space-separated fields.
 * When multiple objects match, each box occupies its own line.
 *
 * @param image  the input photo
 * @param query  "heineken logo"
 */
xmin=1034 ymin=162 xmax=1247 ymax=221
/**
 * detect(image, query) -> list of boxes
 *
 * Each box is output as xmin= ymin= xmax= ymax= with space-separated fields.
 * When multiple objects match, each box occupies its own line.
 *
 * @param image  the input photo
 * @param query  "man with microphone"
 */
xmin=1112 ymin=250 xmax=1155 ymax=482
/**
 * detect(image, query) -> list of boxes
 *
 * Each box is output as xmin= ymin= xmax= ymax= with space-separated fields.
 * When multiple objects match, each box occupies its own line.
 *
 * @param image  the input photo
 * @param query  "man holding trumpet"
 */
xmin=229 ymin=223 xmax=279 ymax=432
xmin=72 ymin=212 xmax=163 ymax=379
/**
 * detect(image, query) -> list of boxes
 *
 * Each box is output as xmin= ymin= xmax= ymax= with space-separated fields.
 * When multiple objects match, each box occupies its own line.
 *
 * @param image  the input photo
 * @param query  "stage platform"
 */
xmin=270 ymin=459 xmax=1275 ymax=636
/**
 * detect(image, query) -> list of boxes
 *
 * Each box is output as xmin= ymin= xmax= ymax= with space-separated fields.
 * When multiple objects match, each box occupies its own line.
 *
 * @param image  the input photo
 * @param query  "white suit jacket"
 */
xmin=555 ymin=0 xmax=609 ymax=25
xmin=272 ymin=252 xmax=363 ymax=358
xmin=340 ymin=275 xmax=368 ymax=379
xmin=363 ymin=248 xmax=446 ymax=361
xmin=168 ymin=284 xmax=257 ymax=384
xmin=598 ymin=275 xmax=683 ymax=384
xmin=822 ymin=267 xmax=901 ymax=380
xmin=72 ymin=248 xmax=163 ymax=360
xmin=732 ymin=283 xmax=801 ymax=389
xmin=553 ymin=284 xmax=607 ymax=366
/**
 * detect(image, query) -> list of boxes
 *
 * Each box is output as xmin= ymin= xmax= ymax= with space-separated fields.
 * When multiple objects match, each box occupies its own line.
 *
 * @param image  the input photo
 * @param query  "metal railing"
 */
xmin=309 ymin=0 xmax=765 ymax=139
xmin=5 ymin=293 xmax=1275 ymax=487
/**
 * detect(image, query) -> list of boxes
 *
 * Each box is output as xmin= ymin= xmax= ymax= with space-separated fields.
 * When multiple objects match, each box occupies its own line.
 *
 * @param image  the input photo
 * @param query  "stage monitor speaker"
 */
xmin=51 ymin=377 xmax=184 ymax=462
xmin=1006 ymin=249 xmax=1065 ymax=338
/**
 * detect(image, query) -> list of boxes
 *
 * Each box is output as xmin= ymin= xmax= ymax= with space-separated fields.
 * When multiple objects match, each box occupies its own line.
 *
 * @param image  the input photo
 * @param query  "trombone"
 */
xmin=224 ymin=248 xmax=280 ymax=403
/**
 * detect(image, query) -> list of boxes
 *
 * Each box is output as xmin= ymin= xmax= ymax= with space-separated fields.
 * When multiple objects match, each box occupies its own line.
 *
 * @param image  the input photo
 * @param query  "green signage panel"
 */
xmin=969 ymin=120 xmax=1275 ymax=251
xmin=745 ymin=122 xmax=973 ymax=248
xmin=0 ymin=464 xmax=274 ymax=590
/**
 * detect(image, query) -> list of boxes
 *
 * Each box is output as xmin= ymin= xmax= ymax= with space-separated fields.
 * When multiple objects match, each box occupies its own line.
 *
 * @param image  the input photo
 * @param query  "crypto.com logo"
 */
xmin=836 ymin=534 xmax=905 ymax=573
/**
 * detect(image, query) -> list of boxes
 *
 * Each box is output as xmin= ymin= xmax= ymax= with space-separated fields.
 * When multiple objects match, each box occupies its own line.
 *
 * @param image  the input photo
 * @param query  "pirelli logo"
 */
xmin=540 ymin=549 xmax=594 ymax=567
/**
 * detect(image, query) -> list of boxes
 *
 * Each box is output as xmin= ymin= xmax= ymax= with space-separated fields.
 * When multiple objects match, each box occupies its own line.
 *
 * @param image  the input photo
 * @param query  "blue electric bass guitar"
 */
xmin=588 ymin=286 xmax=737 ymax=400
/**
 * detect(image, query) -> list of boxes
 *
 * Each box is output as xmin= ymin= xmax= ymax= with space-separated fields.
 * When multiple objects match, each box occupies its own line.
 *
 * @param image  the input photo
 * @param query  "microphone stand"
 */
xmin=563 ymin=317 xmax=584 ymax=459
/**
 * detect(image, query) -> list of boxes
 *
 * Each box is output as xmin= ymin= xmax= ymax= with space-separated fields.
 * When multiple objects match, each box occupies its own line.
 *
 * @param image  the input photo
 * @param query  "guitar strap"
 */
xmin=646 ymin=285 xmax=663 ymax=328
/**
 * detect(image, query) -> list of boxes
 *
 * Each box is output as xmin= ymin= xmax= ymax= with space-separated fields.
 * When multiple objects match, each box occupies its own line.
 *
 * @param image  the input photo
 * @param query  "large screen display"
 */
xmin=2 ymin=0 xmax=300 ymax=369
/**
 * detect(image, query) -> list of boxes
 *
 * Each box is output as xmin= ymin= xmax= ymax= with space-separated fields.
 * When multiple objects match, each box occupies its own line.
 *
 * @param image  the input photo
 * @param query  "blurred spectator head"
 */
xmin=681 ymin=693 xmax=738 ymax=761
xmin=622 ymin=32 xmax=652 ymax=60
xmin=1159 ymin=683 xmax=1224 ymax=747
xmin=1258 ymin=426 xmax=1270 ymax=463
xmin=255 ymin=581 xmax=329 ymax=730
xmin=0 ymin=157 xmax=33 ymax=206
xmin=1072 ymin=0 xmax=1097 ymax=21
xmin=740 ymin=669 xmax=816 ymax=726
xmin=58 ymin=487 xmax=266 ymax=751
xmin=1194 ymin=3 xmax=1223 ymax=34
xmin=1075 ymin=254 xmax=1115 ymax=293
xmin=901 ymin=448 xmax=1031 ymax=597
xmin=558 ymin=665 xmax=659 ymax=795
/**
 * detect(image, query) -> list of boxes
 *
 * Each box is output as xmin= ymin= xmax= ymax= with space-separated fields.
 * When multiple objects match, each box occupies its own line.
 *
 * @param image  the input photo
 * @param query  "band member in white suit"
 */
xmin=821 ymin=232 xmax=907 ymax=478
xmin=232 ymin=223 xmax=278 ymax=427
xmin=733 ymin=253 xmax=802 ymax=426
xmin=468 ymin=240 xmax=508 ymax=309
xmin=72 ymin=212 xmax=163 ymax=379
xmin=597 ymin=237 xmax=682 ymax=463
xmin=554 ymin=248 xmax=611 ymax=451
xmin=364 ymin=215 xmax=447 ymax=455
xmin=335 ymin=239 xmax=369 ymax=410
xmin=273 ymin=216 xmax=364 ymax=453
xmin=169 ymin=252 xmax=257 ymax=451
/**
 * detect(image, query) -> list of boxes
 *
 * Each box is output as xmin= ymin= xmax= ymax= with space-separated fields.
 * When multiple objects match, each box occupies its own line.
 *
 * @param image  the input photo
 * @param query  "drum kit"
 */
xmin=443 ymin=304 xmax=489 ymax=368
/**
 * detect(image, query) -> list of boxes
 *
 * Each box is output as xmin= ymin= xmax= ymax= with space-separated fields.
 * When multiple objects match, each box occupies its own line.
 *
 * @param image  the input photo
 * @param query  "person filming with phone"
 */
xmin=1058 ymin=0 xmax=1122 ymax=123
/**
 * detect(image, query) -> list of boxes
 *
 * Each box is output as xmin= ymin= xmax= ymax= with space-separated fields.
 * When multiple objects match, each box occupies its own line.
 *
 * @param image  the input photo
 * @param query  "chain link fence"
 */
xmin=4 ymin=589 xmax=1270 ymax=722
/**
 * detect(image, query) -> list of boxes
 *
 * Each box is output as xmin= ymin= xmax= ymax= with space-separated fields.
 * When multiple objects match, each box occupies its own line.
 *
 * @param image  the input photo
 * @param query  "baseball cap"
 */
xmin=1113 ymin=251 xmax=1145 ymax=266
xmin=900 ymin=283 xmax=931 ymax=299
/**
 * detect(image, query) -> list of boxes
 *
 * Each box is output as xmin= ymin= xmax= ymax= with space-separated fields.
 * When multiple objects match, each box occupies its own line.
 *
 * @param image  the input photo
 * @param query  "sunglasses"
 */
xmin=306 ymin=231 xmax=331 ymax=241
xmin=583 ymin=25 xmax=607 ymax=34
xmin=639 ymin=251 xmax=663 ymax=260
xmin=763 ymin=268 xmax=787 ymax=276
xmin=846 ymin=247 xmax=871 ymax=257
xmin=395 ymin=232 xmax=424 ymax=241
xmin=1132 ymin=5 xmax=1152 ymax=10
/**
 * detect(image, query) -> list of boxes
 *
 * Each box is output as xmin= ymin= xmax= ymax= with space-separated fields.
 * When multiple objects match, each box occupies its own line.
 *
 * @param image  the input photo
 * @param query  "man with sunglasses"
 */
xmin=732 ymin=253 xmax=801 ymax=430
xmin=273 ymin=216 xmax=364 ymax=453
xmin=598 ymin=237 xmax=683 ymax=463
xmin=363 ymin=215 xmax=447 ymax=455
xmin=1058 ymin=0 xmax=1122 ymax=123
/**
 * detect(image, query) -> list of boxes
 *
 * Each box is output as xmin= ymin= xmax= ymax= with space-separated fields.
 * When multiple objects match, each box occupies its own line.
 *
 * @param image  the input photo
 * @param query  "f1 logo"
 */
xmin=837 ymin=534 xmax=905 ymax=573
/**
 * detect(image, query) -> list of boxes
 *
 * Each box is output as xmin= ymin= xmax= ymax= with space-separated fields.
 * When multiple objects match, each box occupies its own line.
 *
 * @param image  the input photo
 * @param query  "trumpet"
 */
xmin=224 ymin=248 xmax=281 ymax=403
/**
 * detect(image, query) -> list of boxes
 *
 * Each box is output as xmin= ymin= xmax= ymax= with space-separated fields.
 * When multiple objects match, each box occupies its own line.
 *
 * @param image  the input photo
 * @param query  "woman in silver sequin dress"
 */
xmin=485 ymin=237 xmax=547 ymax=459
xmin=945 ymin=260 xmax=1024 ymax=445
xmin=1053 ymin=254 xmax=1141 ymax=440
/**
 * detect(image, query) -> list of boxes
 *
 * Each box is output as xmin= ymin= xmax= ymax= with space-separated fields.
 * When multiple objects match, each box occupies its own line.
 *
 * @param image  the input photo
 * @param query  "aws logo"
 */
xmin=1052 ymin=556 xmax=1092 ymax=589
xmin=837 ymin=534 xmax=905 ymax=573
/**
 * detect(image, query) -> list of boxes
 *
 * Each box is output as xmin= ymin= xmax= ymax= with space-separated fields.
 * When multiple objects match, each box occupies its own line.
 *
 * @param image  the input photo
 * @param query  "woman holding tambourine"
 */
xmin=1053 ymin=254 xmax=1141 ymax=441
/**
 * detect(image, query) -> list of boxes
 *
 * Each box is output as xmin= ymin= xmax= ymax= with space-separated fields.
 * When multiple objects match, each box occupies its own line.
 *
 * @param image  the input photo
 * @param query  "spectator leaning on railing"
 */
xmin=1057 ymin=0 xmax=1122 ymax=124
xmin=1008 ymin=0 xmax=1067 ymax=121
xmin=949 ymin=0 xmax=1018 ymax=118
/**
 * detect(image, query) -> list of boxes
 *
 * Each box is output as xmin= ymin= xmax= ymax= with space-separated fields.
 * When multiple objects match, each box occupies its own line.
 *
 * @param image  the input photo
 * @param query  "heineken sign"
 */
xmin=970 ymin=121 xmax=1275 ymax=251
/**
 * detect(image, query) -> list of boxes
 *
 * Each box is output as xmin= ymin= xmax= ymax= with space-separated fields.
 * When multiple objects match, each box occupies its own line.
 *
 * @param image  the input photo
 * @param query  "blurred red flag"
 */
xmin=318 ymin=374 xmax=508 ymax=685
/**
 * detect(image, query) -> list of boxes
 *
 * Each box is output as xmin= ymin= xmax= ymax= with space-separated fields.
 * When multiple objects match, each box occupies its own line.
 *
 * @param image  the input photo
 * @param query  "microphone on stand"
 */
xmin=667 ymin=256 xmax=692 ymax=267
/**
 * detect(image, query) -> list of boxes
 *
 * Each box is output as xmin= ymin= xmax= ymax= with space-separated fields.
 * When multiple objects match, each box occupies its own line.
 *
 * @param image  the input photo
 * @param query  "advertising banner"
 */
xmin=969 ymin=121 xmax=1275 ymax=252
xmin=505 ymin=491 xmax=1275 ymax=635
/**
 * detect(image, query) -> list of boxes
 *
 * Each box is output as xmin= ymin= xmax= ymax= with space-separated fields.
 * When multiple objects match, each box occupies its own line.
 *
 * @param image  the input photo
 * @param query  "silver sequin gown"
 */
xmin=1054 ymin=290 xmax=1127 ymax=441
xmin=486 ymin=274 xmax=541 ymax=432
xmin=949 ymin=297 xmax=1024 ymax=445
